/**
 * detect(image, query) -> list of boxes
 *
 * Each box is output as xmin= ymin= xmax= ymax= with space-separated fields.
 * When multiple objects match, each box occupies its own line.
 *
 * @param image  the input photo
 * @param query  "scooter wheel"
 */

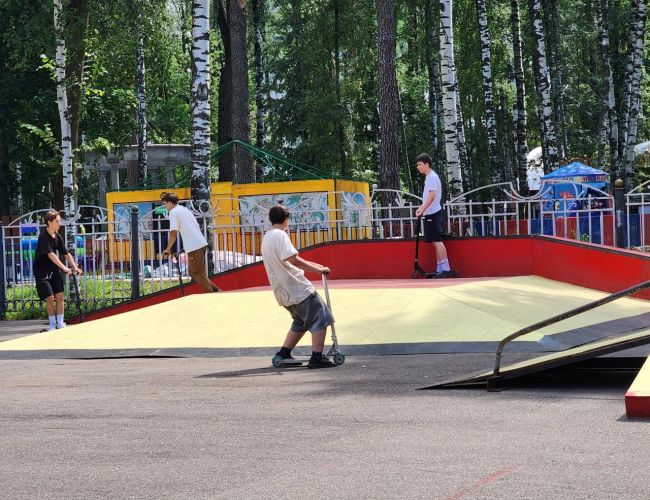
xmin=333 ymin=352 xmax=346 ymax=365
xmin=271 ymin=355 xmax=284 ymax=368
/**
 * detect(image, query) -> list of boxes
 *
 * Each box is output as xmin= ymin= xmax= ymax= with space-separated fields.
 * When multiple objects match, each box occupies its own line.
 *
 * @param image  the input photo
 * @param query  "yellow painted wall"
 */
xmin=104 ymin=179 xmax=370 ymax=261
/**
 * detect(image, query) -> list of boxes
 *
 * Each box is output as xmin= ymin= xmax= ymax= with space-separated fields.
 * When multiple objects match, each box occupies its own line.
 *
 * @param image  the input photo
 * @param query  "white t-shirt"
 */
xmin=262 ymin=228 xmax=315 ymax=307
xmin=422 ymin=171 xmax=442 ymax=216
xmin=168 ymin=204 xmax=208 ymax=253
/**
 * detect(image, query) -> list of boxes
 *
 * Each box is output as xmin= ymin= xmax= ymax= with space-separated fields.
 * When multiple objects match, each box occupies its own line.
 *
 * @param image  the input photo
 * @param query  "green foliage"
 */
xmin=5 ymin=276 xmax=180 ymax=320
xmin=1 ymin=0 xmax=650 ymax=217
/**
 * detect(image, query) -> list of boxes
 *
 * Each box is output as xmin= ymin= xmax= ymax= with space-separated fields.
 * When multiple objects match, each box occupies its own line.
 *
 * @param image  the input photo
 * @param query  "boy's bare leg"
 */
xmin=281 ymin=329 xmax=306 ymax=350
xmin=311 ymin=329 xmax=326 ymax=353
xmin=433 ymin=241 xmax=447 ymax=264
xmin=45 ymin=296 xmax=56 ymax=317
xmin=54 ymin=292 xmax=64 ymax=315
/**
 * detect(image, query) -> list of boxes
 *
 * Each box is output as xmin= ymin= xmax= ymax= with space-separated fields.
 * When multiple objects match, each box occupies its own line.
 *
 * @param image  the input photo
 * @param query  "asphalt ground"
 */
xmin=1 ymin=349 xmax=649 ymax=499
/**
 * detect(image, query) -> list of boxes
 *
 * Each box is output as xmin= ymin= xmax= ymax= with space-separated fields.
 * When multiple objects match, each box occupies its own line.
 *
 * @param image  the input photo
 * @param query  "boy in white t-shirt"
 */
xmin=160 ymin=191 xmax=221 ymax=293
xmin=262 ymin=205 xmax=337 ymax=369
xmin=414 ymin=153 xmax=453 ymax=277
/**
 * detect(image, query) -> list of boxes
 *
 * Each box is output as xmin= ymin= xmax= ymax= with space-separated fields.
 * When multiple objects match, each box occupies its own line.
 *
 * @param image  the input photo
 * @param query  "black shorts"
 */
xmin=423 ymin=211 xmax=444 ymax=242
xmin=35 ymin=271 xmax=64 ymax=300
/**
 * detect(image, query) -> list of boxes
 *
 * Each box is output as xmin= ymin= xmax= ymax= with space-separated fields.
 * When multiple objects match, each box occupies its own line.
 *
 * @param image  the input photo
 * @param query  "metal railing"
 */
xmin=2 ymin=181 xmax=649 ymax=318
xmin=445 ymin=182 xmax=616 ymax=245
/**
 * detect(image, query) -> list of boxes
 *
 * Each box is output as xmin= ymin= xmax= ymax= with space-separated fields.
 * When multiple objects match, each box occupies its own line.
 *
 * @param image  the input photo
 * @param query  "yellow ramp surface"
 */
xmin=1 ymin=276 xmax=649 ymax=354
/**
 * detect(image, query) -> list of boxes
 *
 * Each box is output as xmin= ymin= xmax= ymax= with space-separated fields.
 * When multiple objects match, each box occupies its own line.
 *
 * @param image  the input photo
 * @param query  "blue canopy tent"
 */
xmin=540 ymin=162 xmax=609 ymax=211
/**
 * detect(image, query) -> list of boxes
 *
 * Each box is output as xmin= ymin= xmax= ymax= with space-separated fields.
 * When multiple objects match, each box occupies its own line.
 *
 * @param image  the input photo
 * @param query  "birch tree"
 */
xmin=334 ymin=0 xmax=348 ymax=177
xmin=424 ymin=0 xmax=443 ymax=172
xmin=136 ymin=6 xmax=147 ymax=187
xmin=545 ymin=0 xmax=568 ymax=159
xmin=190 ymin=0 xmax=212 ymax=204
xmin=377 ymin=0 xmax=400 ymax=205
xmin=621 ymin=0 xmax=648 ymax=188
xmin=528 ymin=0 xmax=559 ymax=172
xmin=511 ymin=0 xmax=528 ymax=194
xmin=54 ymin=0 xmax=75 ymax=216
xmin=439 ymin=0 xmax=463 ymax=198
xmin=596 ymin=0 xmax=617 ymax=174
xmin=475 ymin=0 xmax=500 ymax=183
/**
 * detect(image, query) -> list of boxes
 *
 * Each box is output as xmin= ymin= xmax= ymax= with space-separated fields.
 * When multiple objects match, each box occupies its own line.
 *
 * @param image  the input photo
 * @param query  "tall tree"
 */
xmin=54 ymin=0 xmax=75 ymax=215
xmin=511 ymin=0 xmax=528 ymax=194
xmin=424 ymin=0 xmax=443 ymax=171
xmin=190 ymin=0 xmax=212 ymax=204
xmin=252 ymin=0 xmax=266 ymax=152
xmin=229 ymin=0 xmax=254 ymax=183
xmin=620 ymin=0 xmax=648 ymax=188
xmin=216 ymin=0 xmax=233 ymax=182
xmin=545 ymin=0 xmax=568 ymax=159
xmin=136 ymin=4 xmax=148 ymax=187
xmin=65 ymin=0 xmax=89 ymax=196
xmin=334 ymin=0 xmax=348 ymax=177
xmin=475 ymin=0 xmax=500 ymax=183
xmin=528 ymin=0 xmax=559 ymax=172
xmin=377 ymin=0 xmax=400 ymax=204
xmin=439 ymin=0 xmax=463 ymax=198
xmin=596 ymin=0 xmax=617 ymax=173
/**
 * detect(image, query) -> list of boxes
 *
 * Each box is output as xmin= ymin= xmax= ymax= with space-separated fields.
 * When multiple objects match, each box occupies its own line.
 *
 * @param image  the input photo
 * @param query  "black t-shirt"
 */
xmin=33 ymin=230 xmax=68 ymax=278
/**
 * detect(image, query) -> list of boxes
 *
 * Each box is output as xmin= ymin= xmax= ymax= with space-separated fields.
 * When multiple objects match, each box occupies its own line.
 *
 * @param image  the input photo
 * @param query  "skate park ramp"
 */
xmin=2 ymin=275 xmax=650 ymax=360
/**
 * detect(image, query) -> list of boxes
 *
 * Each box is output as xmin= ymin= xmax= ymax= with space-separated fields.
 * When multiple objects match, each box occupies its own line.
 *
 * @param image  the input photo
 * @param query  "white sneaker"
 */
xmin=56 ymin=323 xmax=67 ymax=329
xmin=47 ymin=327 xmax=56 ymax=332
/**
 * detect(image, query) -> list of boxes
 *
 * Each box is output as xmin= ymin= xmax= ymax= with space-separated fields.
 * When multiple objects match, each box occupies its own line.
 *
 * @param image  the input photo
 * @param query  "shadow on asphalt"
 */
xmin=196 ymin=366 xmax=307 ymax=378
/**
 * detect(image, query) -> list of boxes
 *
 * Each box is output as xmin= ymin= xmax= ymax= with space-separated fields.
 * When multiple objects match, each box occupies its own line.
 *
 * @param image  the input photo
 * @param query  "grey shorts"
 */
xmin=284 ymin=292 xmax=335 ymax=334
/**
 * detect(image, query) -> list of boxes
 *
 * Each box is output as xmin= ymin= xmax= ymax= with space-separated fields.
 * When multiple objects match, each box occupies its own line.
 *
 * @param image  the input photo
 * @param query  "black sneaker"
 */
xmin=428 ymin=270 xmax=456 ymax=279
xmin=308 ymin=355 xmax=337 ymax=369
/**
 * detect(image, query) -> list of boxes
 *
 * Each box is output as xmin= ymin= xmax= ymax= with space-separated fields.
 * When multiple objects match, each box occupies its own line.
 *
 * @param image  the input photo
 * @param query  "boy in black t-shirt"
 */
xmin=33 ymin=210 xmax=82 ymax=331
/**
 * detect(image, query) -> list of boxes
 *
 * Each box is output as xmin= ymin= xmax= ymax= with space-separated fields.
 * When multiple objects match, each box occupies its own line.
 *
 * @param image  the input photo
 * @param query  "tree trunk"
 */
xmin=511 ymin=0 xmax=529 ymax=194
xmin=334 ymin=0 xmax=348 ymax=177
xmin=252 ymin=0 xmax=265 ymax=155
xmin=377 ymin=0 xmax=400 ymax=205
xmin=621 ymin=0 xmax=648 ymax=189
xmin=475 ymin=0 xmax=500 ymax=183
xmin=596 ymin=0 xmax=617 ymax=173
xmin=216 ymin=1 xmax=234 ymax=182
xmin=229 ymin=0 xmax=254 ymax=183
xmin=66 ymin=0 xmax=89 ymax=202
xmin=136 ymin=10 xmax=148 ymax=187
xmin=54 ymin=0 xmax=75 ymax=216
xmin=0 ymin=121 xmax=9 ymax=216
xmin=191 ymin=0 xmax=212 ymax=204
xmin=424 ymin=0 xmax=442 ymax=170
xmin=456 ymin=94 xmax=471 ymax=192
xmin=439 ymin=0 xmax=463 ymax=198
xmin=499 ymin=92 xmax=513 ymax=183
xmin=528 ymin=0 xmax=559 ymax=172
xmin=545 ymin=0 xmax=568 ymax=159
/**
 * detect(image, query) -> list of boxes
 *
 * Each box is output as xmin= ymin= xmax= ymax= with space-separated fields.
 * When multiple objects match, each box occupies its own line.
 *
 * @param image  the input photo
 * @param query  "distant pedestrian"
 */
xmin=33 ymin=210 xmax=82 ymax=331
xmin=160 ymin=192 xmax=220 ymax=293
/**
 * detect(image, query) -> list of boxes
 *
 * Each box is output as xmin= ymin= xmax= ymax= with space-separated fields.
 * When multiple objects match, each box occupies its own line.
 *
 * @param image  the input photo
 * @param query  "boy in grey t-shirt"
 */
xmin=261 ymin=205 xmax=337 ymax=368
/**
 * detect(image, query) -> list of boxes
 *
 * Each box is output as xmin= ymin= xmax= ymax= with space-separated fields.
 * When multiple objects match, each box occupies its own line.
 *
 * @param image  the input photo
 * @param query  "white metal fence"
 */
xmin=0 ymin=182 xmax=643 ymax=317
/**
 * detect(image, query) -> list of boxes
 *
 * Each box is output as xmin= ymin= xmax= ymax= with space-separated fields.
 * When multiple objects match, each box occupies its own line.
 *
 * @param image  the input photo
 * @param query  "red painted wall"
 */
xmin=73 ymin=236 xmax=650 ymax=322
